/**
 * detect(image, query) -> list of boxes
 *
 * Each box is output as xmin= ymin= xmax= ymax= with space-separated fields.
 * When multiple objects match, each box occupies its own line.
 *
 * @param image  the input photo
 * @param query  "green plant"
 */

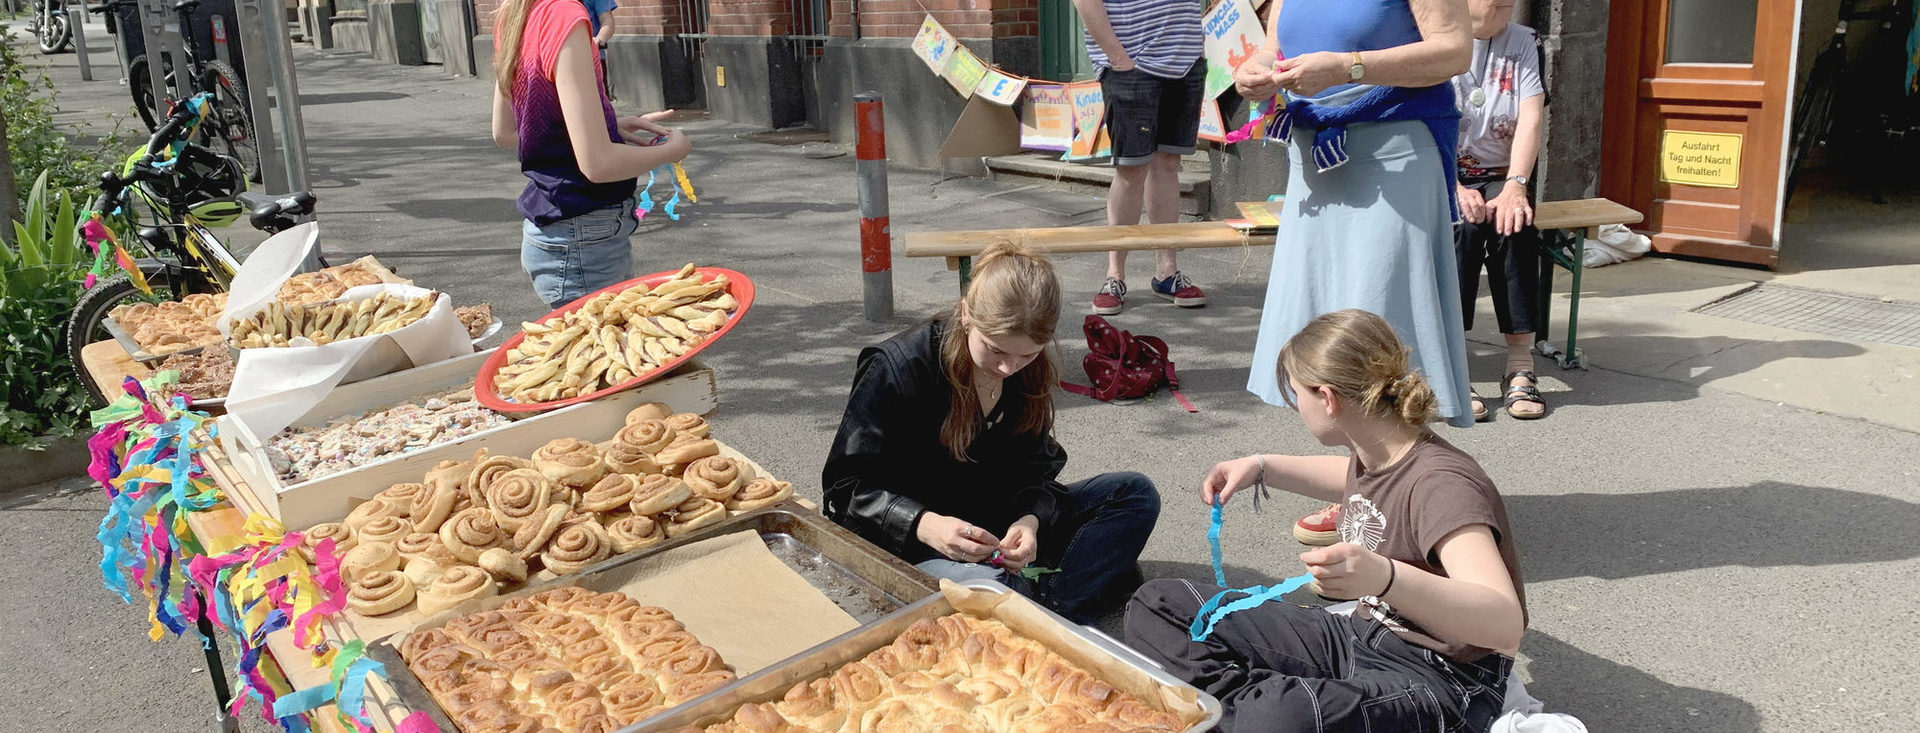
xmin=1 ymin=26 xmax=127 ymax=212
xmin=0 ymin=172 xmax=92 ymax=447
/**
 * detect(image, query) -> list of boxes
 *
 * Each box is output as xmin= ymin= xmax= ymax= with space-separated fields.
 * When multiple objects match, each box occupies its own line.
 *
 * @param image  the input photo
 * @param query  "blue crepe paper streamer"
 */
xmin=1191 ymin=494 xmax=1314 ymax=642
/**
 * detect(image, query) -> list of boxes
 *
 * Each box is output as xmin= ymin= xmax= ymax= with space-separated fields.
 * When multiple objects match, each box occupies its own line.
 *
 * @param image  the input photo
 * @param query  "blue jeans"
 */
xmin=914 ymin=471 xmax=1160 ymax=624
xmin=520 ymin=197 xmax=640 ymax=310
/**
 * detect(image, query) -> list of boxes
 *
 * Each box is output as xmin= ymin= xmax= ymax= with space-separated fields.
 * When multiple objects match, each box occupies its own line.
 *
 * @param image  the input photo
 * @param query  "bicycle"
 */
xmin=28 ymin=0 xmax=73 ymax=54
xmin=93 ymin=0 xmax=260 ymax=181
xmin=1785 ymin=0 xmax=1917 ymax=204
xmin=63 ymin=92 xmax=318 ymax=403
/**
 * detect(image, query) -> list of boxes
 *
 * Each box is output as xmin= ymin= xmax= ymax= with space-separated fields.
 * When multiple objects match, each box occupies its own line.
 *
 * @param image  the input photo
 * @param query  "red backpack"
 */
xmin=1062 ymin=315 xmax=1197 ymax=412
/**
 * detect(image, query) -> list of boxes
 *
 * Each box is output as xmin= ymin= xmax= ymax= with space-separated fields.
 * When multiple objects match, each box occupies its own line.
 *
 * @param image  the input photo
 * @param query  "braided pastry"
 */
xmin=578 ymin=473 xmax=642 ymax=513
xmin=418 ymin=565 xmax=499 ymax=617
xmin=627 ymin=474 xmax=691 ymax=516
xmin=357 ymin=515 xmax=412 ymax=547
xmin=727 ymin=478 xmax=794 ymax=513
xmin=485 ymin=468 xmax=558 ymax=531
xmin=533 ymin=438 xmax=607 ymax=488
xmin=342 ymin=541 xmax=402 ymax=581
xmin=624 ymin=401 xmax=674 ymax=426
xmin=664 ymin=412 xmax=711 ymax=439
xmin=605 ymin=515 xmax=666 ymax=554
xmin=664 ymin=498 xmax=728 ymax=538
xmin=511 ymin=504 xmax=569 ymax=559
xmin=541 ymin=522 xmax=613 ymax=575
xmin=683 ymin=455 xmax=752 ymax=502
xmin=440 ymin=507 xmax=506 ymax=563
xmin=346 ymin=569 xmax=416 ymax=616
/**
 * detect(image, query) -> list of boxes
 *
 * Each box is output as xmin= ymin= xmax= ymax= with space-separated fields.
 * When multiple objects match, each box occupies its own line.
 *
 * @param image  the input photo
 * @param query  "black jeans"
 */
xmin=1456 ymin=179 xmax=1543 ymax=335
xmin=1125 ymin=578 xmax=1511 ymax=733
xmin=921 ymin=472 xmax=1160 ymax=624
xmin=1100 ymin=61 xmax=1207 ymax=166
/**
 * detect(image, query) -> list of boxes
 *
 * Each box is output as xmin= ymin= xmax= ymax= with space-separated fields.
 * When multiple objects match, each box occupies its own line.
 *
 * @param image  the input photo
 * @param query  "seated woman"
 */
xmin=1453 ymin=0 xmax=1549 ymax=419
xmin=823 ymin=242 xmax=1159 ymax=624
xmin=1125 ymin=309 xmax=1526 ymax=732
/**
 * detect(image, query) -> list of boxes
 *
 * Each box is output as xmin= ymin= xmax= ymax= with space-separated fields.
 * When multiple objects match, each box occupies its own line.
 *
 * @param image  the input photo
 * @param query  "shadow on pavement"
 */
xmin=1524 ymin=629 xmax=1763 ymax=731
xmin=1512 ymin=482 xmax=1918 ymax=583
xmin=300 ymin=91 xmax=411 ymax=106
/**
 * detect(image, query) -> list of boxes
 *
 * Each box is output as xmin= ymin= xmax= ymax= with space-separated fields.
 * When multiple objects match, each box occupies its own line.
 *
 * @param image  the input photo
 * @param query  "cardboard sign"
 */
xmin=1658 ymin=130 xmax=1743 ymax=188
xmin=910 ymin=16 xmax=960 ymax=74
xmin=1019 ymin=83 xmax=1075 ymax=151
xmin=1202 ymin=0 xmax=1263 ymax=100
xmin=941 ymin=96 xmax=1025 ymax=158
xmin=942 ymin=46 xmax=990 ymax=97
xmin=1197 ymin=98 xmax=1226 ymax=143
xmin=974 ymin=69 xmax=1028 ymax=106
xmin=1065 ymin=81 xmax=1111 ymax=161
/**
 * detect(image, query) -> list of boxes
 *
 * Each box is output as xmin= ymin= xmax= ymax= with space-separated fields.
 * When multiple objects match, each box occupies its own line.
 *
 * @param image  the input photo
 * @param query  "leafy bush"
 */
xmin=0 ymin=173 xmax=92 ymax=447
xmin=1 ymin=26 xmax=128 ymax=210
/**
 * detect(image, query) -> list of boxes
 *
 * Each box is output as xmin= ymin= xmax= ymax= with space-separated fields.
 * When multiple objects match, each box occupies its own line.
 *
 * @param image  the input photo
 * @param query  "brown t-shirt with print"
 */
xmin=1342 ymin=432 xmax=1527 ymax=661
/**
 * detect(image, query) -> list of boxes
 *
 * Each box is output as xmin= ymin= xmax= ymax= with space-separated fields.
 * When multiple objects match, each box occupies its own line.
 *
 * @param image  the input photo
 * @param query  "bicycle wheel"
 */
xmin=199 ymin=61 xmax=262 ymax=183
xmin=1786 ymin=69 xmax=1837 ymax=204
xmin=128 ymin=55 xmax=163 ymax=132
xmin=64 ymin=272 xmax=181 ymax=405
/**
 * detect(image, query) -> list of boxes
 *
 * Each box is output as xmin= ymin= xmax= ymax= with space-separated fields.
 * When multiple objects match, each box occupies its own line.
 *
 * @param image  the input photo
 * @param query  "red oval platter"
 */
xmin=474 ymin=267 xmax=755 ymax=413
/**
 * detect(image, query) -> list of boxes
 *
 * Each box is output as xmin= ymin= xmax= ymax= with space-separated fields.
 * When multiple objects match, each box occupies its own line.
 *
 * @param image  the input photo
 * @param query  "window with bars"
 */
xmin=788 ymin=0 xmax=829 ymax=56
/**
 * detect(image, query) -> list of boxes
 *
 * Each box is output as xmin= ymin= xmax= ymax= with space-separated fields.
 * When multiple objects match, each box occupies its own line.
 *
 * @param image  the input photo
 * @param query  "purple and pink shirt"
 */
xmin=506 ymin=0 xmax=634 ymax=226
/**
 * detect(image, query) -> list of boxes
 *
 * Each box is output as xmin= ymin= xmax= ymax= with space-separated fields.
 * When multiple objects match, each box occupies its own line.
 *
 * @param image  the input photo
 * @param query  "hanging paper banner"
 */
xmin=1019 ymin=83 xmax=1075 ymax=151
xmin=1197 ymin=98 xmax=1226 ymax=143
xmin=1065 ymin=80 xmax=1112 ymax=161
xmin=1202 ymin=0 xmax=1263 ymax=100
xmin=942 ymin=46 xmax=991 ymax=97
xmin=974 ymin=68 xmax=1027 ymax=106
xmin=910 ymin=16 xmax=960 ymax=74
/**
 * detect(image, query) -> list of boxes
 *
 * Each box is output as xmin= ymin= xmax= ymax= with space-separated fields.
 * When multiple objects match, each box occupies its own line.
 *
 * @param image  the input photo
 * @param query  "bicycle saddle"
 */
xmin=237 ymin=190 xmax=316 ymax=230
xmin=173 ymin=0 xmax=200 ymax=12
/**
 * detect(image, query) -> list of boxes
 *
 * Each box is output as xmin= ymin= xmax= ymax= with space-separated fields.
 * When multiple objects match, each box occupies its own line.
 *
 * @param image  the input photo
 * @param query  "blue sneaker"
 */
xmin=1150 ymin=271 xmax=1207 ymax=308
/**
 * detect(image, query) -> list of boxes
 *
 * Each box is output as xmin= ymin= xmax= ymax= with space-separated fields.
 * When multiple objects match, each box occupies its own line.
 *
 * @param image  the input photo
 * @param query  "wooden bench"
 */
xmin=902 ymin=197 xmax=1642 ymax=369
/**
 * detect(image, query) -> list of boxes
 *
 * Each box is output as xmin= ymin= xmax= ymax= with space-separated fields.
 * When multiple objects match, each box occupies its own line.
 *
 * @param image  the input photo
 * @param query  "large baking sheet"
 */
xmin=627 ymin=580 xmax=1225 ymax=733
xmin=364 ymin=505 xmax=939 ymax=732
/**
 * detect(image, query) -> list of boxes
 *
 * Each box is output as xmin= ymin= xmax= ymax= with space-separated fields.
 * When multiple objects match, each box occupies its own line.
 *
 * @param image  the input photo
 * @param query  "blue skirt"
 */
xmin=1246 ymin=112 xmax=1474 ymax=428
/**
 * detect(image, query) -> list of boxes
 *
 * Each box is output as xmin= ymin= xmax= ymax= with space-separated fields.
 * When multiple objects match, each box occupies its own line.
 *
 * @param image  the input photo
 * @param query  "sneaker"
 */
xmin=1092 ymin=277 xmax=1126 ymax=315
xmin=1293 ymin=503 xmax=1340 ymax=546
xmin=1150 ymin=271 xmax=1208 ymax=307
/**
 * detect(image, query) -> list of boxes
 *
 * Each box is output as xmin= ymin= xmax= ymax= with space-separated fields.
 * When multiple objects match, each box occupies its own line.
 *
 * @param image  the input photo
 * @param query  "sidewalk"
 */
xmin=6 ymin=20 xmax=1919 ymax=732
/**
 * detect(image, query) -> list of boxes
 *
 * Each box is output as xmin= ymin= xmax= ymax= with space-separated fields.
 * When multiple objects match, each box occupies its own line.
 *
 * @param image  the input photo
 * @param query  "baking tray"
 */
xmin=102 ymin=314 xmax=220 ymax=365
xmin=364 ymin=504 xmax=938 ymax=732
xmin=625 ymin=579 xmax=1225 ymax=733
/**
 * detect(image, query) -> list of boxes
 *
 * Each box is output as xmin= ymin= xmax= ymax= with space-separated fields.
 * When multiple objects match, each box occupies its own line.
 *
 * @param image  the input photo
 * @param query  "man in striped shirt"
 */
xmin=1075 ymin=0 xmax=1208 ymax=315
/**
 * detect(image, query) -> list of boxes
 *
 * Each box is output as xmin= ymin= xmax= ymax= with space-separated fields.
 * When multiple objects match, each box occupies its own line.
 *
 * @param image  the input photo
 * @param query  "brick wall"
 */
xmin=708 ymin=0 xmax=790 ymax=35
xmin=828 ymin=0 xmax=1037 ymax=40
xmin=473 ymin=0 xmax=685 ymax=36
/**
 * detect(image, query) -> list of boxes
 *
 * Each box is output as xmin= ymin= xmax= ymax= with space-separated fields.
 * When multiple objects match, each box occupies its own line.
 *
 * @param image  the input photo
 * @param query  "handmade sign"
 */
xmin=1198 ymin=98 xmax=1226 ymax=143
xmin=910 ymin=15 xmax=960 ymax=74
xmin=1202 ymin=0 xmax=1264 ymax=100
xmin=1065 ymin=80 xmax=1112 ymax=161
xmin=974 ymin=69 xmax=1027 ymax=106
xmin=942 ymin=46 xmax=991 ymax=97
xmin=941 ymin=96 xmax=1024 ymax=158
xmin=1019 ymin=83 xmax=1075 ymax=151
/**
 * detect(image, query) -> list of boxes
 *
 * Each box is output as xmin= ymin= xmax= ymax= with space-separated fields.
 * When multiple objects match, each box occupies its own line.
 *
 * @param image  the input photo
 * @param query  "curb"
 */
xmin=0 ymin=435 xmax=91 ymax=491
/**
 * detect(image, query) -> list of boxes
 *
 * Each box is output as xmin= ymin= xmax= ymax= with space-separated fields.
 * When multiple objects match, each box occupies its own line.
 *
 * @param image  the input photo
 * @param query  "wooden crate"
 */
xmin=216 ymin=353 xmax=719 ymax=530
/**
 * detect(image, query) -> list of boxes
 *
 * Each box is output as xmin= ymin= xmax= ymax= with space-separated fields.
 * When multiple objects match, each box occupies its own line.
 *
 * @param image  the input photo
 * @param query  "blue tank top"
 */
xmin=1274 ymin=0 xmax=1423 ymax=96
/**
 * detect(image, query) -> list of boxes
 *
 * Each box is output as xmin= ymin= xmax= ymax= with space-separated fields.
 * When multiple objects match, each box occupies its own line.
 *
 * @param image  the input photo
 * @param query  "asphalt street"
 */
xmin=3 ymin=19 xmax=1916 ymax=733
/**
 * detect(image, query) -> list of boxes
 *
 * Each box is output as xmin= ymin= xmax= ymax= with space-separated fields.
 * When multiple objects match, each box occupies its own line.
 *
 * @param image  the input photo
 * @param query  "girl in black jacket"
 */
xmin=822 ymin=243 xmax=1160 ymax=623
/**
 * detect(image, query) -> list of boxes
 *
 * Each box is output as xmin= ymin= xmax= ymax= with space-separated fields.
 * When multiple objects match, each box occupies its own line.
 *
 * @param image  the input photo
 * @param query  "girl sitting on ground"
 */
xmin=823 ymin=242 xmax=1160 ymax=624
xmin=1125 ymin=309 xmax=1526 ymax=731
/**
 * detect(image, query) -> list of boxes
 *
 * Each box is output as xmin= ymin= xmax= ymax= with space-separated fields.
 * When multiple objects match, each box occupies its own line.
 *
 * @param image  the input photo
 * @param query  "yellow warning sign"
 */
xmin=1659 ymin=130 xmax=1743 ymax=188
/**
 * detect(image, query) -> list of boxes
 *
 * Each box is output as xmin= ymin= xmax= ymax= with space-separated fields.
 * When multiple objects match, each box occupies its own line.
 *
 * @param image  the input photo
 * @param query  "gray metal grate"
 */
xmin=1693 ymin=284 xmax=1920 ymax=349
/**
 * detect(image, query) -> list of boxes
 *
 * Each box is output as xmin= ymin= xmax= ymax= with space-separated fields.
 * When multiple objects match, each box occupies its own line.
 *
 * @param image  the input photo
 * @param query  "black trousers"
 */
xmin=1124 ymin=578 xmax=1511 ymax=732
xmin=1455 ymin=179 xmax=1543 ymax=335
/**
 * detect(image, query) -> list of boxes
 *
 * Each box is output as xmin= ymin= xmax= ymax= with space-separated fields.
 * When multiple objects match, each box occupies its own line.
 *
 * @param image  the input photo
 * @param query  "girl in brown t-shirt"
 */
xmin=1124 ymin=309 xmax=1527 ymax=732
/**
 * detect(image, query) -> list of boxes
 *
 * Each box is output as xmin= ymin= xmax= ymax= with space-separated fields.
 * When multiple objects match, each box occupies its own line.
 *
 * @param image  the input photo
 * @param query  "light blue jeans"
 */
xmin=520 ymin=196 xmax=640 ymax=310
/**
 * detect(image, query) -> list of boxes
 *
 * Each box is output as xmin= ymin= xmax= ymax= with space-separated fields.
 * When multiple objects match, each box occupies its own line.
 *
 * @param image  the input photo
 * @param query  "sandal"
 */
xmin=1470 ymin=389 xmax=1491 ymax=422
xmin=1503 ymin=370 xmax=1547 ymax=420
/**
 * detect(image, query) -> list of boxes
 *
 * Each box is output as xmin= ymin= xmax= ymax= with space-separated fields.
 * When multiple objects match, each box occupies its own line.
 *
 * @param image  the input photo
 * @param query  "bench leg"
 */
xmin=957 ymin=256 xmax=972 ymax=292
xmin=1559 ymin=228 xmax=1588 ymax=369
xmin=1533 ymin=230 xmax=1561 ymax=362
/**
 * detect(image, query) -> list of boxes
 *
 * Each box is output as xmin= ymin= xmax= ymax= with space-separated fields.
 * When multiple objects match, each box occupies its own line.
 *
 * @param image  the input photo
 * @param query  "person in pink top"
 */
xmin=491 ymin=0 xmax=692 ymax=309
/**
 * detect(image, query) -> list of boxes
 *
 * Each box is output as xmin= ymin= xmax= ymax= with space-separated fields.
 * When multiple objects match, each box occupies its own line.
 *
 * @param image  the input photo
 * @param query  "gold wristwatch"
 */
xmin=1347 ymin=51 xmax=1366 ymax=81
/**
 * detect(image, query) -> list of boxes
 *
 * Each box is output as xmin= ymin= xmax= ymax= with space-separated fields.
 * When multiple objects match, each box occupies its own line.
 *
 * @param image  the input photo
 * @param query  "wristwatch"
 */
xmin=1347 ymin=52 xmax=1366 ymax=82
xmin=1506 ymin=175 xmax=1531 ymax=186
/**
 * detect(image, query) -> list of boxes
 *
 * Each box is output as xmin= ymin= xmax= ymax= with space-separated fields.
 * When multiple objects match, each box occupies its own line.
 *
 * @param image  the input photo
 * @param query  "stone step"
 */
xmin=983 ymin=152 xmax=1212 ymax=217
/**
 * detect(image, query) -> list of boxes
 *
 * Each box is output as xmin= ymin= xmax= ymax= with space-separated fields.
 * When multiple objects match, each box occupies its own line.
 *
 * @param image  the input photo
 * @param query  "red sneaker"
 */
xmin=1092 ymin=277 xmax=1126 ymax=315
xmin=1150 ymin=271 xmax=1207 ymax=308
xmin=1293 ymin=503 xmax=1340 ymax=546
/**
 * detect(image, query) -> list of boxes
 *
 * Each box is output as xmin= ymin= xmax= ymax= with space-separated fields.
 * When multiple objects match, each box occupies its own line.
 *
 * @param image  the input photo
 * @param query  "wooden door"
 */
xmin=1602 ymin=0 xmax=1798 ymax=267
xmin=1040 ymin=0 xmax=1095 ymax=82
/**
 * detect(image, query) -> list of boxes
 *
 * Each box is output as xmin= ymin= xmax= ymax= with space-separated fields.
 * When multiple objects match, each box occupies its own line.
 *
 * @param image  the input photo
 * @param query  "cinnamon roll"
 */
xmin=664 ymin=498 xmax=728 ymax=538
xmin=468 ymin=450 xmax=533 ymax=498
xmin=601 ymin=439 xmax=662 ymax=475
xmin=726 ymin=478 xmax=794 ymax=513
xmin=608 ymin=603 xmax=677 ymax=626
xmin=658 ymin=644 xmax=727 ymax=678
xmin=477 ymin=547 xmax=529 ymax=582
xmin=664 ymin=412 xmax=711 ymax=439
xmin=570 ymin=591 xmax=641 ymax=619
xmin=444 ymin=609 xmax=513 ymax=640
xmin=439 ymin=507 xmax=506 ymax=563
xmin=406 ymin=476 xmax=460 ymax=533
xmin=528 ymin=586 xmax=595 ymax=610
xmin=398 ymin=627 xmax=456 ymax=663
xmin=664 ymin=669 xmax=735 ymax=703
xmin=417 ymin=565 xmax=498 ymax=617
xmin=346 ymin=569 xmax=415 ymax=616
xmin=605 ymin=515 xmax=667 ymax=554
xmin=343 ymin=496 xmax=406 ymax=530
xmin=377 ymin=481 xmax=429 ymax=506
xmin=540 ymin=521 xmax=612 ymax=575
xmin=562 ymin=635 xmax=619 ymax=663
xmin=425 ymin=458 xmax=477 ymax=507
xmin=511 ymin=503 xmax=569 ymax=559
xmin=682 ymin=456 xmax=752 ymax=502
xmin=578 ymin=473 xmax=641 ymax=513
xmin=394 ymin=531 xmax=456 ymax=565
xmin=341 ymin=541 xmax=401 ymax=581
xmin=357 ymin=515 xmax=412 ymax=547
xmin=532 ymin=437 xmax=607 ymax=488
xmin=484 ymin=468 xmax=557 ymax=531
xmin=635 ymin=630 xmax=699 ymax=668
xmin=612 ymin=617 xmax=686 ymax=648
xmin=300 ymin=522 xmax=355 ymax=561
xmin=615 ymin=419 xmax=677 ymax=455
xmin=602 ymin=678 xmax=666 ymax=724
xmin=653 ymin=433 xmax=719 ymax=469
xmin=624 ymin=401 xmax=674 ymax=426
xmin=627 ymin=474 xmax=692 ymax=516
